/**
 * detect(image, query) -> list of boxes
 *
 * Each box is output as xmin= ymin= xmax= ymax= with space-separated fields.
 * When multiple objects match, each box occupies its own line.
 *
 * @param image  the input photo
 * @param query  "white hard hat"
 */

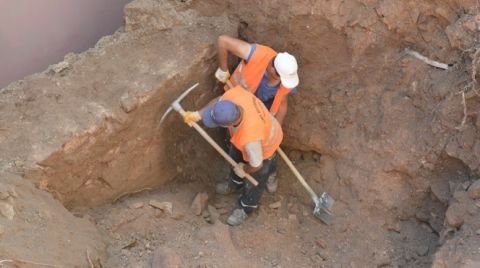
xmin=274 ymin=52 xmax=299 ymax=88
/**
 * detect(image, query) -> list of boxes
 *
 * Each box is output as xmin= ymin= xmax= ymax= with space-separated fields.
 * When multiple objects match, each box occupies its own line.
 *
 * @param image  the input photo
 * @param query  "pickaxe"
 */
xmin=160 ymin=83 xmax=258 ymax=186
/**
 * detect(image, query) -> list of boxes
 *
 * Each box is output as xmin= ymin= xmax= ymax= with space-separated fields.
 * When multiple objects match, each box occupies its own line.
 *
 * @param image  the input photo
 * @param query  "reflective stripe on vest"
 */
xmin=225 ymin=44 xmax=293 ymax=115
xmin=231 ymin=63 xmax=251 ymax=92
xmin=222 ymin=86 xmax=283 ymax=161
xmin=263 ymin=113 xmax=282 ymax=156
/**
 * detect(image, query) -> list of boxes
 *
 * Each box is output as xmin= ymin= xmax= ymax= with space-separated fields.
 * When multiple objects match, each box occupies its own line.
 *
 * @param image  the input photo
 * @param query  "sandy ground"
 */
xmin=88 ymin=156 xmax=440 ymax=267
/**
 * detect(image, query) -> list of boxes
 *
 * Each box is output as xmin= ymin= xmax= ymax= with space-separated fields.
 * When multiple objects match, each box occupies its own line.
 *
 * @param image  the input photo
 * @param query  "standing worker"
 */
xmin=183 ymin=85 xmax=283 ymax=226
xmin=214 ymin=34 xmax=300 ymax=192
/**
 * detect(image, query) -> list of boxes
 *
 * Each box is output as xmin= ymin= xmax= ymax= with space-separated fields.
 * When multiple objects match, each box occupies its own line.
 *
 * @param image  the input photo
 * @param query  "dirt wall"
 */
xmin=186 ymin=0 xmax=480 ymax=265
xmin=1 ymin=0 xmax=480 ymax=266
xmin=182 ymin=0 xmax=480 ymax=218
xmin=0 ymin=2 xmax=236 ymax=265
xmin=199 ymin=0 xmax=480 ymax=206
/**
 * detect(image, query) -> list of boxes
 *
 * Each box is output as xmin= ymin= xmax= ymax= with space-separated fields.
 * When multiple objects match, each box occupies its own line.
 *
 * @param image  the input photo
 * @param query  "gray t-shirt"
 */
xmin=230 ymin=125 xmax=263 ymax=168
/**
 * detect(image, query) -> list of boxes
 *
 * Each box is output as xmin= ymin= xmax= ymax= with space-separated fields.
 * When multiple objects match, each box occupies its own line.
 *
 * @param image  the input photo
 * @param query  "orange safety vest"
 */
xmin=226 ymin=44 xmax=293 ymax=115
xmin=221 ymin=86 xmax=283 ymax=161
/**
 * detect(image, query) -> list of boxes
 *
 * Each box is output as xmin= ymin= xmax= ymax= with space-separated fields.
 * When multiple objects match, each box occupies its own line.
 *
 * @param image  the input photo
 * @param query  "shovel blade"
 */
xmin=319 ymin=192 xmax=335 ymax=212
xmin=313 ymin=205 xmax=332 ymax=225
xmin=313 ymin=192 xmax=334 ymax=225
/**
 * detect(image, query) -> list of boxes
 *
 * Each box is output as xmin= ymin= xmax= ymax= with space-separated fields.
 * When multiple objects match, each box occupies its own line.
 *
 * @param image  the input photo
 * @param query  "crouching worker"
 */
xmin=183 ymin=85 xmax=283 ymax=226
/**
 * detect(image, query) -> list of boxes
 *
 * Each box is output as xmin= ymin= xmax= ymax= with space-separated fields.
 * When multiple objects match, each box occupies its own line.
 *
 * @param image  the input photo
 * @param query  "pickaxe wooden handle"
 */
xmin=187 ymin=120 xmax=259 ymax=186
xmin=162 ymin=83 xmax=258 ymax=186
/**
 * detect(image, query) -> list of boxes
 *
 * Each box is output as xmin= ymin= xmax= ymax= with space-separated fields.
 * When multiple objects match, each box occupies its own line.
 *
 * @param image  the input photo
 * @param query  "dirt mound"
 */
xmin=0 ymin=0 xmax=479 ymax=266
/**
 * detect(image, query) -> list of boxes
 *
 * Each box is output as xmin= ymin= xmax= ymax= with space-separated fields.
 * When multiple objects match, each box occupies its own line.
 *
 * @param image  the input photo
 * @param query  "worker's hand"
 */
xmin=183 ymin=111 xmax=201 ymax=127
xmin=214 ymin=68 xmax=230 ymax=84
xmin=233 ymin=162 xmax=247 ymax=178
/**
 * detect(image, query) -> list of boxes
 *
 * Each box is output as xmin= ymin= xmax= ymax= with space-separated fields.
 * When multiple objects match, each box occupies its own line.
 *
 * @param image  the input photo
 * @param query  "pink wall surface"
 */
xmin=0 ymin=0 xmax=132 ymax=88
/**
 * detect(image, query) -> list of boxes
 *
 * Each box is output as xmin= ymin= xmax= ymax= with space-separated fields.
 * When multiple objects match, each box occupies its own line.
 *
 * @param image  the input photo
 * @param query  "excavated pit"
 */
xmin=1 ymin=0 xmax=480 ymax=267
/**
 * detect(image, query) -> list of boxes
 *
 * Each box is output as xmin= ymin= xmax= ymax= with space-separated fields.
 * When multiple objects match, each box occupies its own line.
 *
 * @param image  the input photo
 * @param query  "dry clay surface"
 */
xmin=1 ymin=0 xmax=480 ymax=267
xmin=90 ymin=156 xmax=443 ymax=267
xmin=0 ymin=1 xmax=236 ymax=266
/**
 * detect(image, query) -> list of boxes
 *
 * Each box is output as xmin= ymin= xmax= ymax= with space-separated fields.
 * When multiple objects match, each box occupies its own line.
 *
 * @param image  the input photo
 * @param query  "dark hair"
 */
xmin=272 ymin=56 xmax=279 ymax=76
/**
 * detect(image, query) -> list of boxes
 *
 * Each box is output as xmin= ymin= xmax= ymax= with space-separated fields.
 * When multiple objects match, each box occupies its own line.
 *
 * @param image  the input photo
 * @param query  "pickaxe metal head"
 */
xmin=160 ymin=83 xmax=199 ymax=123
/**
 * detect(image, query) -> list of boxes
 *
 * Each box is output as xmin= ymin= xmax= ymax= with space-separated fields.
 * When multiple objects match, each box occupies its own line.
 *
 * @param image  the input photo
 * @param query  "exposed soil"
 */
xmin=1 ymin=0 xmax=480 ymax=267
xmin=87 ymin=154 xmax=443 ymax=267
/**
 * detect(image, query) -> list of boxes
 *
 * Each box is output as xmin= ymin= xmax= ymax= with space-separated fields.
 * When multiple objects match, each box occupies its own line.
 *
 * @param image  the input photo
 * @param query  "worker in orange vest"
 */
xmin=214 ymin=35 xmax=299 ymax=193
xmin=183 ymin=85 xmax=283 ymax=226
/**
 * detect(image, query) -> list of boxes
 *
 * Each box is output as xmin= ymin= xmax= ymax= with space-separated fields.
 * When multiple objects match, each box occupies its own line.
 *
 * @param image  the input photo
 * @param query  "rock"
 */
xmin=207 ymin=205 xmax=220 ymax=224
xmin=269 ymin=201 xmax=282 ymax=209
xmin=217 ymin=207 xmax=229 ymax=215
xmin=0 ymin=192 xmax=9 ymax=200
xmin=445 ymin=202 xmax=467 ymax=228
xmin=150 ymin=246 xmax=183 ymax=268
xmin=124 ymin=0 xmax=186 ymax=33
xmin=0 ymin=202 xmax=14 ymax=220
xmin=129 ymin=202 xmax=144 ymax=209
xmin=120 ymin=93 xmax=138 ymax=113
xmin=430 ymin=179 xmax=450 ymax=205
xmin=288 ymin=214 xmax=299 ymax=225
xmin=415 ymin=209 xmax=429 ymax=222
xmin=149 ymin=200 xmax=173 ymax=214
xmin=387 ymin=221 xmax=402 ymax=233
xmin=445 ymin=15 xmax=477 ymax=49
xmin=416 ymin=245 xmax=429 ymax=256
xmin=315 ymin=239 xmax=327 ymax=249
xmin=0 ymin=183 xmax=16 ymax=200
xmin=170 ymin=213 xmax=184 ymax=220
xmin=214 ymin=202 xmax=224 ymax=209
xmin=467 ymin=203 xmax=477 ymax=215
xmin=374 ymin=250 xmax=391 ymax=267
xmin=288 ymin=150 xmax=302 ymax=162
xmin=154 ymin=209 xmax=163 ymax=218
xmin=51 ymin=61 xmax=69 ymax=73
xmin=0 ymin=224 xmax=4 ymax=237
xmin=453 ymin=190 xmax=469 ymax=202
xmin=310 ymin=252 xmax=328 ymax=264
xmin=476 ymin=229 xmax=480 ymax=235
xmin=468 ymin=180 xmax=480 ymax=199
xmin=191 ymin=192 xmax=209 ymax=216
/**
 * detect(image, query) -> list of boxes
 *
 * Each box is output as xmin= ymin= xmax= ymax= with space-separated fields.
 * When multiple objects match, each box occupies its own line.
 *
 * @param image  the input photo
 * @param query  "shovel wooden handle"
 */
xmin=276 ymin=147 xmax=318 ymax=201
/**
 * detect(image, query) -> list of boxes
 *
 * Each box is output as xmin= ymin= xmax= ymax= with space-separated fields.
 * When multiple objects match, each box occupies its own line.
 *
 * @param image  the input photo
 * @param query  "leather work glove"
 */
xmin=214 ymin=67 xmax=230 ymax=84
xmin=183 ymin=111 xmax=201 ymax=127
xmin=233 ymin=162 xmax=247 ymax=178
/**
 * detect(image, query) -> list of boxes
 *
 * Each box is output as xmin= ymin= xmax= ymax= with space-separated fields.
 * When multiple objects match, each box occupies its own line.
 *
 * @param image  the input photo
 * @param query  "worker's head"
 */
xmin=202 ymin=100 xmax=242 ymax=128
xmin=272 ymin=52 xmax=299 ymax=89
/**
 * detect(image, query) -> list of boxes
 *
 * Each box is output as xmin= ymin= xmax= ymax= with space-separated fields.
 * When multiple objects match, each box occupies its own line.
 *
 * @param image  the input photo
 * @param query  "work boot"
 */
xmin=215 ymin=181 xmax=242 ymax=195
xmin=266 ymin=172 xmax=278 ymax=193
xmin=226 ymin=208 xmax=248 ymax=226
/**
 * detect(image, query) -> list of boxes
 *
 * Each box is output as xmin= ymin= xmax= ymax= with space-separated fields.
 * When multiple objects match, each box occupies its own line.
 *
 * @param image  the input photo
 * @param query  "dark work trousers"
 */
xmin=225 ymin=130 xmax=279 ymax=187
xmin=227 ymin=144 xmax=276 ymax=214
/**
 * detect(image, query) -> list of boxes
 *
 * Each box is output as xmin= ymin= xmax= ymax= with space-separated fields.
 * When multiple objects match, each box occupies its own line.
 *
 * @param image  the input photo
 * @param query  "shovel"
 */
xmin=276 ymin=148 xmax=335 ymax=225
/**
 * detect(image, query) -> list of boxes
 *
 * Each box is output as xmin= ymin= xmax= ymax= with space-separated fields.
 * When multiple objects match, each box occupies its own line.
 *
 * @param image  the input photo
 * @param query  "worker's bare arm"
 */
xmin=217 ymin=35 xmax=251 ymax=71
xmin=244 ymin=163 xmax=262 ymax=174
xmin=275 ymin=95 xmax=288 ymax=125
xmin=243 ymin=141 xmax=263 ymax=174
